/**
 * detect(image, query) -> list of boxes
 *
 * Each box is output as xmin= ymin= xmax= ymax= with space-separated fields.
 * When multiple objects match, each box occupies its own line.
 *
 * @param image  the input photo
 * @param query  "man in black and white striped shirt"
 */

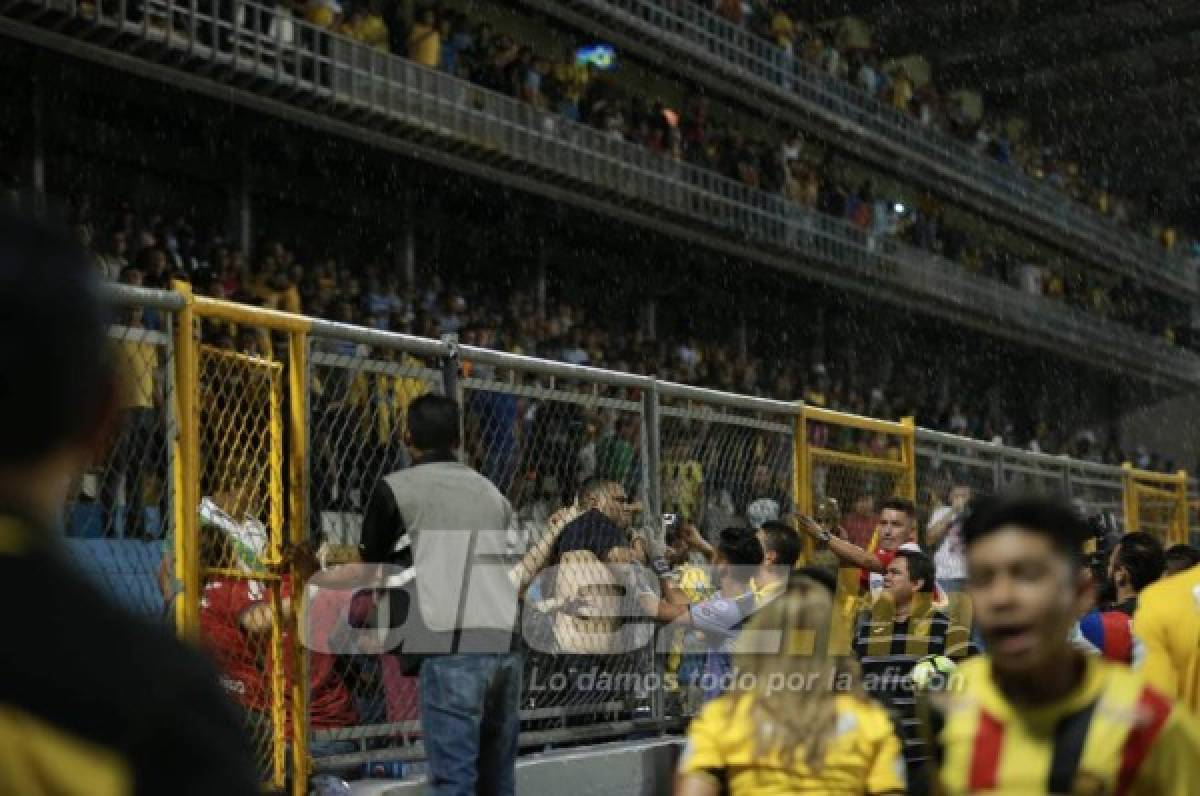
xmin=852 ymin=548 xmax=975 ymax=796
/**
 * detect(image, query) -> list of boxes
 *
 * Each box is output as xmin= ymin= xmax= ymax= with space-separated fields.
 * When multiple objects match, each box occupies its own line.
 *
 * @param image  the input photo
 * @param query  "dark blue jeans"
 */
xmin=419 ymin=651 xmax=523 ymax=796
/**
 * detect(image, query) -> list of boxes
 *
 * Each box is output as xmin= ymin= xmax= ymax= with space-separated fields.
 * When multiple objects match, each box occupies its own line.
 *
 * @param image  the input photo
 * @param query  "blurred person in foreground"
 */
xmin=922 ymin=496 xmax=1200 ymax=794
xmin=0 ymin=209 xmax=258 ymax=793
xmin=675 ymin=576 xmax=906 ymax=796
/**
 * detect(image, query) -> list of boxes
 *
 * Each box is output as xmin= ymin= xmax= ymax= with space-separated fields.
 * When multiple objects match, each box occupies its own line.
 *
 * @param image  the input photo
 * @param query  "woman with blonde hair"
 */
xmin=676 ymin=576 xmax=906 ymax=795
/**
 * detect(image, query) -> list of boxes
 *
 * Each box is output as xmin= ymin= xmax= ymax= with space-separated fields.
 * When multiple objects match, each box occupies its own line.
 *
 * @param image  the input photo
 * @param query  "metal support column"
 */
xmin=641 ymin=299 xmax=657 ymax=339
xmin=229 ymin=130 xmax=253 ymax=259
xmin=403 ymin=188 xmax=416 ymax=288
xmin=440 ymin=333 xmax=462 ymax=446
xmin=29 ymin=68 xmax=46 ymax=211
xmin=536 ymin=247 xmax=548 ymax=318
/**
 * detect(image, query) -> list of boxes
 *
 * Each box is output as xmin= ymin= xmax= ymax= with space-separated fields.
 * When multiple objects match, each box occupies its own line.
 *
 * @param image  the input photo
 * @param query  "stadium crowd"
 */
xmin=76 ymin=194 xmax=1177 ymax=475
xmin=8 ymin=1 xmax=1200 ymax=790
xmin=299 ymin=0 xmax=1196 ymax=347
xmin=88 ymin=0 xmax=1197 ymax=347
xmin=692 ymin=0 xmax=1196 ymax=259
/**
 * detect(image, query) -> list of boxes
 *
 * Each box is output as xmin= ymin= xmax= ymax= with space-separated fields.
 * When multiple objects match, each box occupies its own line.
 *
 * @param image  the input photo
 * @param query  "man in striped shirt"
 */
xmin=853 ymin=548 xmax=974 ymax=795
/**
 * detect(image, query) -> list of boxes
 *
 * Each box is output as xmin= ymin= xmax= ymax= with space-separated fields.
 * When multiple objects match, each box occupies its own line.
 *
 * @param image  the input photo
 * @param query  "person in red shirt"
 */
xmin=197 ymin=524 xmax=359 ymax=776
xmin=840 ymin=492 xmax=877 ymax=550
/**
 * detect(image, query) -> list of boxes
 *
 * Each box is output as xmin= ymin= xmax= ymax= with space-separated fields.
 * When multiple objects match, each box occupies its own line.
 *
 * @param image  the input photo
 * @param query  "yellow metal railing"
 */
xmin=1123 ymin=464 xmax=1189 ymax=547
xmin=794 ymin=407 xmax=917 ymax=653
xmin=171 ymin=285 xmax=312 ymax=795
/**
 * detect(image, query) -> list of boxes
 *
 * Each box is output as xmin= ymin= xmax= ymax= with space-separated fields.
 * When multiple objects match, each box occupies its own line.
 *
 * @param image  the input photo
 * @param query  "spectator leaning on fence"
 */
xmin=0 ymin=208 xmax=260 ymax=794
xmin=359 ymin=393 xmax=523 ymax=796
xmin=799 ymin=496 xmax=920 ymax=598
xmin=640 ymin=526 xmax=765 ymax=703
xmin=196 ymin=514 xmax=360 ymax=779
xmin=542 ymin=478 xmax=640 ymax=656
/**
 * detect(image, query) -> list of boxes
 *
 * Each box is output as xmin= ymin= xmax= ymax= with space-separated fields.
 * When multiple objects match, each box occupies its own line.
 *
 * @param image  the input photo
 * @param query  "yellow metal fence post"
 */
xmin=267 ymin=360 xmax=288 ymax=790
xmin=171 ymin=280 xmax=200 ymax=641
xmin=1175 ymin=470 xmax=1189 ymax=547
xmin=794 ymin=403 xmax=813 ymax=563
xmin=1122 ymin=462 xmax=1137 ymax=534
xmin=288 ymin=328 xmax=311 ymax=796
xmin=900 ymin=416 xmax=917 ymax=505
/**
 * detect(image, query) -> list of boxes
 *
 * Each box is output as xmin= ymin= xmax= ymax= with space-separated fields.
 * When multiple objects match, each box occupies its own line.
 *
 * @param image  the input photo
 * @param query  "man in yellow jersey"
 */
xmin=0 ymin=209 xmax=259 ymax=794
xmin=923 ymin=496 xmax=1200 ymax=795
xmin=1134 ymin=559 xmax=1200 ymax=715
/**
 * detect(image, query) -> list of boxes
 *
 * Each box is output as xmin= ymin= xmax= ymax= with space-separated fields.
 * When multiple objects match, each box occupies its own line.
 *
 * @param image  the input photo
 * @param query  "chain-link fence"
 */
xmin=998 ymin=450 xmax=1070 ymax=497
xmin=64 ymin=318 xmax=174 ymax=620
xmin=83 ymin=285 xmax=1200 ymax=792
xmin=1067 ymin=460 xmax=1125 ymax=530
xmin=657 ymin=386 xmax=797 ymax=541
xmin=802 ymin=407 xmax=915 ymax=543
xmin=192 ymin=342 xmax=290 ymax=786
xmin=1136 ymin=489 xmax=1176 ymax=544
xmin=915 ymin=430 xmax=1002 ymax=530
xmin=305 ymin=335 xmax=441 ymax=777
xmin=799 ymin=407 xmax=915 ymax=656
xmin=460 ymin=361 xmax=656 ymax=743
xmin=655 ymin=382 xmax=799 ymax=717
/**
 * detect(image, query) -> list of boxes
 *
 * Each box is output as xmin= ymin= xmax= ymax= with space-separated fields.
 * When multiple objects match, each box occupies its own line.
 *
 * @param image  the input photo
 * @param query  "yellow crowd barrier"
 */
xmin=1123 ymin=464 xmax=1189 ymax=547
xmin=171 ymin=284 xmax=311 ymax=795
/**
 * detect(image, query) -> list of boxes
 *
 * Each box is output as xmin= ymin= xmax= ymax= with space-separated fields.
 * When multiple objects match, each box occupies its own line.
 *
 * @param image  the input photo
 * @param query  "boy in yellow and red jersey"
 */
xmin=922 ymin=496 xmax=1200 ymax=795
